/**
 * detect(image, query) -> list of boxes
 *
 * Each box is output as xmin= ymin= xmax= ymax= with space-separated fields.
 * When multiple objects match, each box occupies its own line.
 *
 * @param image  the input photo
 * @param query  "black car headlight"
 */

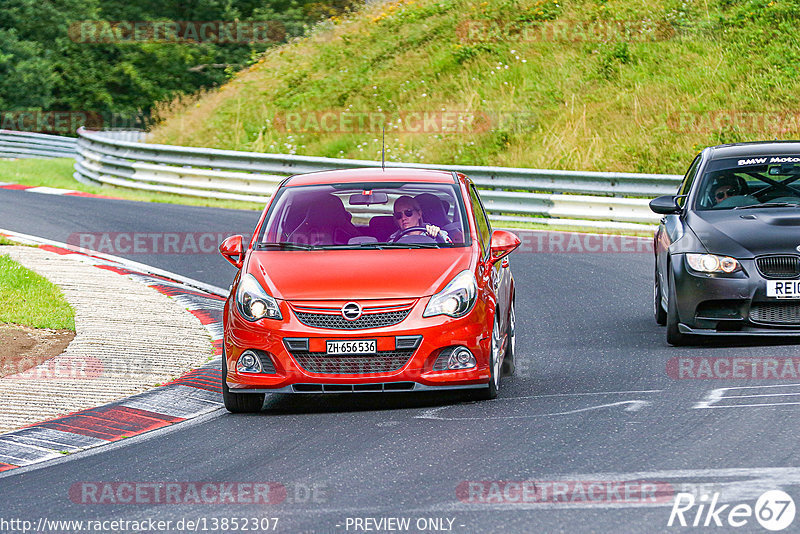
xmin=423 ymin=270 xmax=477 ymax=318
xmin=236 ymin=274 xmax=282 ymax=321
xmin=686 ymin=253 xmax=741 ymax=274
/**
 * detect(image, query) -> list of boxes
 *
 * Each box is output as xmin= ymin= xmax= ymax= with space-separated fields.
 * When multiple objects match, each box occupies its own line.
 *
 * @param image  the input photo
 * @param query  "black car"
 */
xmin=651 ymin=141 xmax=800 ymax=345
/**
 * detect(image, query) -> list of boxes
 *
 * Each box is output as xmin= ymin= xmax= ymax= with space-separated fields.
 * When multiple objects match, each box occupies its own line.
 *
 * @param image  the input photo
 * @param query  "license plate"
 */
xmin=767 ymin=280 xmax=800 ymax=299
xmin=326 ymin=339 xmax=377 ymax=355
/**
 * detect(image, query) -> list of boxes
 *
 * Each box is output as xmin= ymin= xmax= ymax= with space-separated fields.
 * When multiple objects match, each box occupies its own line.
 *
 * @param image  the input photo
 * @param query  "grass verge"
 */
xmin=149 ymin=0 xmax=800 ymax=175
xmin=0 ymin=251 xmax=75 ymax=331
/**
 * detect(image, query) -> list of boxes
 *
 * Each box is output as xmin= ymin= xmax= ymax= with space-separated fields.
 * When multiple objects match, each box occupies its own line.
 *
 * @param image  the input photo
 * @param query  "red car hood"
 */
xmin=247 ymin=249 xmax=473 ymax=301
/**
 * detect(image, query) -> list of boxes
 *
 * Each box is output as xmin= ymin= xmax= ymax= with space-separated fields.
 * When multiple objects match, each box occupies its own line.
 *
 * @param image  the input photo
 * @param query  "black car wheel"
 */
xmin=654 ymin=265 xmax=667 ymax=326
xmin=474 ymin=314 xmax=501 ymax=400
xmin=666 ymin=268 xmax=693 ymax=346
xmin=222 ymin=353 xmax=265 ymax=413
xmin=502 ymin=298 xmax=516 ymax=376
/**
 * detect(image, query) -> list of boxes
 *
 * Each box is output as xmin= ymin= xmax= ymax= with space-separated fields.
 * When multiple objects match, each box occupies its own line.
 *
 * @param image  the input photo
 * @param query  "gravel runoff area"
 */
xmin=0 ymin=246 xmax=214 ymax=433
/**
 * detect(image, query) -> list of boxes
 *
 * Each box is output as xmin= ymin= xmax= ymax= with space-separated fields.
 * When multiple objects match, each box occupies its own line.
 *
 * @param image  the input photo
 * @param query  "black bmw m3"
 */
xmin=651 ymin=141 xmax=800 ymax=345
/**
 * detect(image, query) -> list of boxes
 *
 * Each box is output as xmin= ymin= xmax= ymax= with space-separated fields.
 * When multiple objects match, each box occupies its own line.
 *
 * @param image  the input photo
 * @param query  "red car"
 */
xmin=219 ymin=168 xmax=520 ymax=412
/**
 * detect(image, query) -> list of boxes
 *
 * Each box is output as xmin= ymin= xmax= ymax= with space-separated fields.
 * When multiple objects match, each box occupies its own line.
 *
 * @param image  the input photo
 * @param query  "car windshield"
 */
xmin=256 ymin=181 xmax=469 ymax=248
xmin=695 ymin=156 xmax=800 ymax=210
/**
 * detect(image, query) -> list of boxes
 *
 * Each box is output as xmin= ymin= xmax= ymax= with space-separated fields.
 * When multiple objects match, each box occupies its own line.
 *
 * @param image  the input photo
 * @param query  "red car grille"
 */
xmin=289 ymin=350 xmax=415 ymax=374
xmin=289 ymin=301 xmax=414 ymax=330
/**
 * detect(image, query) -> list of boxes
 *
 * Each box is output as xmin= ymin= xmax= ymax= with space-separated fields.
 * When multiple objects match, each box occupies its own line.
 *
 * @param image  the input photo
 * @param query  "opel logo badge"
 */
xmin=341 ymin=302 xmax=362 ymax=321
xmin=796 ymin=245 xmax=800 ymax=253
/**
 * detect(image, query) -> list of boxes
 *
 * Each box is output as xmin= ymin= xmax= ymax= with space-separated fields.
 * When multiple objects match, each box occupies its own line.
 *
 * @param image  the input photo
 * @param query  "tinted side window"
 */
xmin=468 ymin=185 xmax=491 ymax=255
xmin=677 ymin=155 xmax=701 ymax=207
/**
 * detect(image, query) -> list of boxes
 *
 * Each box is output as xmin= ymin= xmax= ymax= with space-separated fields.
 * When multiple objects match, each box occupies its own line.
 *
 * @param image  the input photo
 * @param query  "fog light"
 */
xmin=237 ymin=350 xmax=263 ymax=374
xmin=447 ymin=347 xmax=476 ymax=370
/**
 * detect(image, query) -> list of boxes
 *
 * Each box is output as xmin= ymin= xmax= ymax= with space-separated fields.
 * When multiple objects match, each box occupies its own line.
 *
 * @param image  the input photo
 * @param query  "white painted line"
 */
xmin=500 ymin=389 xmax=662 ymax=400
xmin=694 ymin=383 xmax=800 ymax=409
xmin=120 ymin=386 xmax=222 ymax=418
xmin=415 ymin=390 xmax=662 ymax=420
xmin=0 ymin=427 xmax=105 ymax=451
xmin=699 ymin=402 xmax=800 ymax=408
xmin=25 ymin=186 xmax=76 ymax=195
xmin=710 ymin=383 xmax=800 ymax=391
xmin=0 ymin=441 xmax=63 ymax=466
xmin=415 ymin=400 xmax=652 ymax=420
xmin=723 ymin=392 xmax=800 ymax=399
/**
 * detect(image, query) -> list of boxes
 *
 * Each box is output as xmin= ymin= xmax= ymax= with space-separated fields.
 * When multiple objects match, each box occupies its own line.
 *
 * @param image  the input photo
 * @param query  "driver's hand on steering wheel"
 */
xmin=425 ymin=224 xmax=440 ymax=237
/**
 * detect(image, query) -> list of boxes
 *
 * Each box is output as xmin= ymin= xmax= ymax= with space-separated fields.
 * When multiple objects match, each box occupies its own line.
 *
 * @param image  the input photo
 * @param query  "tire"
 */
xmin=666 ymin=268 xmax=693 ymax=346
xmin=654 ymin=265 xmax=667 ymax=326
xmin=502 ymin=299 xmax=516 ymax=376
xmin=222 ymin=353 xmax=265 ymax=413
xmin=475 ymin=314 xmax=501 ymax=400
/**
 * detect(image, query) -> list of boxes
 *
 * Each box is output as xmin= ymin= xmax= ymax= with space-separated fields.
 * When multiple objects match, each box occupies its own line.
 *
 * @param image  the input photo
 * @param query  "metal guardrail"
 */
xmin=72 ymin=128 xmax=680 ymax=230
xmin=0 ymin=130 xmax=77 ymax=159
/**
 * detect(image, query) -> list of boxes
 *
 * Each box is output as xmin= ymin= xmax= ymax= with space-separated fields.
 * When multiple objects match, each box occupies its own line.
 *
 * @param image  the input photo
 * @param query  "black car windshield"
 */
xmin=256 ymin=182 xmax=469 ymax=248
xmin=695 ymin=156 xmax=800 ymax=210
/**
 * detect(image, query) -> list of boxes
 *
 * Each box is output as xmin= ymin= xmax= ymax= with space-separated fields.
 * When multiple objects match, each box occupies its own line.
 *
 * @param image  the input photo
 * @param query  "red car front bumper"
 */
xmin=223 ymin=296 xmax=494 ymax=393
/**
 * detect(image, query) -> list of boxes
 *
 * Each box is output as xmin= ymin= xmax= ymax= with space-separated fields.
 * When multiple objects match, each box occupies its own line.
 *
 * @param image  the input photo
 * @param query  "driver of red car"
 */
xmin=390 ymin=195 xmax=443 ymax=241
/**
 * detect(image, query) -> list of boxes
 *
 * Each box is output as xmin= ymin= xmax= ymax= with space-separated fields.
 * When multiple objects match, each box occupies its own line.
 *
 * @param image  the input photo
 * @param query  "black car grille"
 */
xmin=756 ymin=255 xmax=800 ymax=279
xmin=750 ymin=303 xmax=800 ymax=325
xmin=290 ymin=350 xmax=414 ymax=374
xmin=293 ymin=310 xmax=410 ymax=330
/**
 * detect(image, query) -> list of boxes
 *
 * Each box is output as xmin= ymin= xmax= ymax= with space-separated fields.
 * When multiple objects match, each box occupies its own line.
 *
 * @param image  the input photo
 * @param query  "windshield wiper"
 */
xmin=372 ymin=242 xmax=440 ymax=249
xmin=257 ymin=241 xmax=315 ymax=250
xmin=734 ymin=202 xmax=800 ymax=210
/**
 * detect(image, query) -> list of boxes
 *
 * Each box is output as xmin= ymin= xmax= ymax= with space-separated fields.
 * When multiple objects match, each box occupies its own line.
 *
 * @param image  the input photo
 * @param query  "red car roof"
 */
xmin=284 ymin=167 xmax=458 ymax=186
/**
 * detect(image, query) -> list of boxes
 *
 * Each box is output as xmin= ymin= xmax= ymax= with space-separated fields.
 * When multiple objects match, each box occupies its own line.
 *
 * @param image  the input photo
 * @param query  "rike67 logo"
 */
xmin=668 ymin=490 xmax=796 ymax=531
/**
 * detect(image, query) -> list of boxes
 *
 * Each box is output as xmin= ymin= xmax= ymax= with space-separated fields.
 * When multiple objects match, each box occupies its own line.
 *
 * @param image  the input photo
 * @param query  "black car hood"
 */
xmin=687 ymin=209 xmax=800 ymax=258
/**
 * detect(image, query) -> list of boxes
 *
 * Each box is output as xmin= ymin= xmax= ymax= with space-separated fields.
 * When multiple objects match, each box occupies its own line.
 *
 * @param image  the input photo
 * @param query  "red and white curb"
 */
xmin=0 ymin=230 xmax=227 ymax=473
xmin=0 ymin=182 xmax=120 ymax=199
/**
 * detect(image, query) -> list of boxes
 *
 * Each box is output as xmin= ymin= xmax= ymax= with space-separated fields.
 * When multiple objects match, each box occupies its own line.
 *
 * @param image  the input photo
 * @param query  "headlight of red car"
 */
xmin=423 ymin=270 xmax=478 ymax=318
xmin=236 ymin=273 xmax=282 ymax=321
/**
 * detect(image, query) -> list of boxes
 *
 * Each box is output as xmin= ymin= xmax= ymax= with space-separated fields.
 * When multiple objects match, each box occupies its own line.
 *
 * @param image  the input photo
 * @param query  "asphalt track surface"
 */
xmin=2 ymin=189 xmax=800 ymax=533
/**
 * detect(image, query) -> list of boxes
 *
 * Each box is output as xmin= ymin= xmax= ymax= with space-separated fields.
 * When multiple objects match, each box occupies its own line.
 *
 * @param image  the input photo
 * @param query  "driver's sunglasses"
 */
xmin=394 ymin=208 xmax=417 ymax=219
xmin=715 ymin=188 xmax=735 ymax=200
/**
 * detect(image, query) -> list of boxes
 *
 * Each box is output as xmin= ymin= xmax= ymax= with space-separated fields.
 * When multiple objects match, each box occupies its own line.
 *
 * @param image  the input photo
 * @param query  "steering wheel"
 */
xmin=390 ymin=226 xmax=446 ymax=243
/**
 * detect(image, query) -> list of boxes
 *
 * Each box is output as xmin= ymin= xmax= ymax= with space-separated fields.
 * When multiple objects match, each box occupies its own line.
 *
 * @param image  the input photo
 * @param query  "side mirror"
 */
xmin=219 ymin=235 xmax=244 ymax=269
xmin=489 ymin=230 xmax=521 ymax=264
xmin=649 ymin=195 xmax=682 ymax=215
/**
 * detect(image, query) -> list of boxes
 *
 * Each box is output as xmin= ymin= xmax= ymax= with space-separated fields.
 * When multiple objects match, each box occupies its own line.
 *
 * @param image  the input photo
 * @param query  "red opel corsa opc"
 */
xmin=219 ymin=167 xmax=520 ymax=412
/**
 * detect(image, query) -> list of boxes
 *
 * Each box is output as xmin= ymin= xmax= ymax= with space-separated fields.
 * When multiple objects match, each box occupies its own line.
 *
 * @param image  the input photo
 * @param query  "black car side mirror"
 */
xmin=650 ymin=195 xmax=682 ymax=215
